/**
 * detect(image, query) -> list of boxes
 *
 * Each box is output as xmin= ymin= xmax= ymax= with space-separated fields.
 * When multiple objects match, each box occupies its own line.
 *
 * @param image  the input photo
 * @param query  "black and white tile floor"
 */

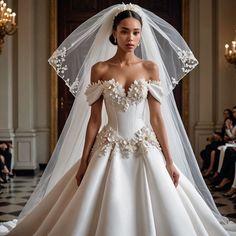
xmin=0 ymin=173 xmax=235 ymax=223
xmin=211 ymin=190 xmax=236 ymax=222
xmin=0 ymin=173 xmax=41 ymax=222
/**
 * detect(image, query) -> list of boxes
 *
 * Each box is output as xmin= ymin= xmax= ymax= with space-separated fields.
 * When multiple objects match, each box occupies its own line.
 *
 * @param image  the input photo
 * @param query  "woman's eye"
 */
xmin=133 ymin=31 xmax=140 ymax=36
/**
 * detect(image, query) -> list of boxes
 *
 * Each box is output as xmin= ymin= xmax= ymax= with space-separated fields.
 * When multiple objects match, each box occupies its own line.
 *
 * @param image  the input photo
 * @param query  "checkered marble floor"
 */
xmin=0 ymin=173 xmax=235 ymax=223
xmin=0 ymin=173 xmax=41 ymax=222
xmin=210 ymin=188 xmax=236 ymax=222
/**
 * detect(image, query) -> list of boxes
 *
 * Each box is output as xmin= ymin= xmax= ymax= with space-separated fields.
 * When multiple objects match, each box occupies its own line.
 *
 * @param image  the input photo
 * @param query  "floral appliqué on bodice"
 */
xmin=103 ymin=79 xmax=148 ymax=112
xmin=86 ymin=78 xmax=161 ymax=112
xmin=85 ymin=78 xmax=163 ymax=158
xmin=92 ymin=125 xmax=162 ymax=158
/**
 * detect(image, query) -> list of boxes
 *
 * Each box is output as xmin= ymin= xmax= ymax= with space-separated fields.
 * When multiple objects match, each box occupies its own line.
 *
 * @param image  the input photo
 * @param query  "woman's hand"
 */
xmin=76 ymin=161 xmax=88 ymax=187
xmin=166 ymin=163 xmax=180 ymax=187
xmin=225 ymin=119 xmax=233 ymax=129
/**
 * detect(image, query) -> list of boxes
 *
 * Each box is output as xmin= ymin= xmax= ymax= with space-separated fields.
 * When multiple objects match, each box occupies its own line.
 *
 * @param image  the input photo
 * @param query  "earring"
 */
xmin=138 ymin=41 xmax=140 ymax=47
xmin=114 ymin=37 xmax=117 ymax=44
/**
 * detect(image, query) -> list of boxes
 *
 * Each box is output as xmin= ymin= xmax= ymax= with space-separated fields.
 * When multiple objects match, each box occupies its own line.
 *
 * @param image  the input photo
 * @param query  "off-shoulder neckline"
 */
xmin=88 ymin=78 xmax=161 ymax=94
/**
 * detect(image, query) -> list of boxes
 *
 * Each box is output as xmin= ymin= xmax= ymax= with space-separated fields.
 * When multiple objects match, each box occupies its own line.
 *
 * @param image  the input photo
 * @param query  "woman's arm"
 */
xmin=225 ymin=119 xmax=236 ymax=139
xmin=148 ymin=97 xmax=172 ymax=164
xmin=80 ymin=97 xmax=103 ymax=165
xmin=225 ymin=128 xmax=235 ymax=139
xmin=147 ymin=62 xmax=180 ymax=187
xmin=148 ymin=93 xmax=180 ymax=187
xmin=76 ymin=64 xmax=104 ymax=186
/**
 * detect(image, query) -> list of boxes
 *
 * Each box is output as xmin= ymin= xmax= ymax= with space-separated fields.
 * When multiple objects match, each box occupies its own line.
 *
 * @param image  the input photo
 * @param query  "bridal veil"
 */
xmin=17 ymin=4 xmax=235 ymax=232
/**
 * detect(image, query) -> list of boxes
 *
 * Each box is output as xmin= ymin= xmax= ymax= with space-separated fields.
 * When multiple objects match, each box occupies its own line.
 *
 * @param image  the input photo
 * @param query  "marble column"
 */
xmin=0 ymin=0 xmax=15 ymax=168
xmin=13 ymin=0 xmax=50 ymax=171
xmin=13 ymin=0 xmax=37 ymax=169
xmin=193 ymin=0 xmax=215 ymax=162
xmin=0 ymin=36 xmax=14 ymax=139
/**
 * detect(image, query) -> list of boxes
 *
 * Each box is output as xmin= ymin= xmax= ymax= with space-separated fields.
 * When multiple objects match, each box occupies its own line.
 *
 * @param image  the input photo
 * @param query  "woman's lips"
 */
xmin=126 ymin=43 xmax=134 ymax=48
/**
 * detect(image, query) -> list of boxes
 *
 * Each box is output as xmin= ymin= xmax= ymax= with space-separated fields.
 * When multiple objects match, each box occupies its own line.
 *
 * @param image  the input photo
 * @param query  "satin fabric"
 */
xmin=7 ymin=80 xmax=232 ymax=236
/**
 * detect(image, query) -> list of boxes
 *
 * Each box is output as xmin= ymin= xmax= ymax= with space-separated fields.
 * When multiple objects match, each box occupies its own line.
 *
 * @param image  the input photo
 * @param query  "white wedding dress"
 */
xmin=6 ymin=78 xmax=233 ymax=236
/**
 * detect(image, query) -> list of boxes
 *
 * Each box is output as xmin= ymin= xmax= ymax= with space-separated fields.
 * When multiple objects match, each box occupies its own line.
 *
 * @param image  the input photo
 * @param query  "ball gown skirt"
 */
xmin=6 ymin=79 xmax=235 ymax=235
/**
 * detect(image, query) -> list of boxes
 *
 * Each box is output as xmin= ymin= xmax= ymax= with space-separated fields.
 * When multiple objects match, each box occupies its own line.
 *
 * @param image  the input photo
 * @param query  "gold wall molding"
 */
xmin=49 ymin=0 xmax=58 ymax=155
xmin=182 ymin=0 xmax=190 ymax=132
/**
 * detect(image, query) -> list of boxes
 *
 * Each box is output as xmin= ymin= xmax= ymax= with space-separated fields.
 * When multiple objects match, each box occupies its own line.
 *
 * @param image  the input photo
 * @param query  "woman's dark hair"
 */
xmin=224 ymin=108 xmax=233 ymax=119
xmin=109 ymin=10 xmax=142 ymax=45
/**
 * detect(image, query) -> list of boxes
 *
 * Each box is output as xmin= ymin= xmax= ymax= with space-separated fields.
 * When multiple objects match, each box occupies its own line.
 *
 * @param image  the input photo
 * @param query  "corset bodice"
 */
xmin=104 ymin=98 xmax=147 ymax=139
xmin=85 ymin=78 xmax=163 ymax=138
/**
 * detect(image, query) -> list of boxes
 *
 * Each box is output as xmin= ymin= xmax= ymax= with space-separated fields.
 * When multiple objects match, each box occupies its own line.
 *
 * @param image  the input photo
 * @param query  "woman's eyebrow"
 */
xmin=120 ymin=27 xmax=141 ymax=30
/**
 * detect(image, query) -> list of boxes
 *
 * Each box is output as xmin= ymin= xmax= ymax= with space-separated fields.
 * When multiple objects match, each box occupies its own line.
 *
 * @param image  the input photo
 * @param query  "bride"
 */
xmin=2 ymin=3 xmax=236 ymax=236
xmin=75 ymin=10 xmax=180 ymax=188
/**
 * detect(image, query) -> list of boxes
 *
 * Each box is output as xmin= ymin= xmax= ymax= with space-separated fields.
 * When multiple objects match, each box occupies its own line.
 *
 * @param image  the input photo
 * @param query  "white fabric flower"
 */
xmin=92 ymin=125 xmax=161 ymax=158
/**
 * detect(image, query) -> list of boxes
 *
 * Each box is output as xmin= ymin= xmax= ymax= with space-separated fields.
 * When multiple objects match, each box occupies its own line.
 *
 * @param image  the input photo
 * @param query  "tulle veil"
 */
xmin=16 ymin=3 xmax=236 ymax=232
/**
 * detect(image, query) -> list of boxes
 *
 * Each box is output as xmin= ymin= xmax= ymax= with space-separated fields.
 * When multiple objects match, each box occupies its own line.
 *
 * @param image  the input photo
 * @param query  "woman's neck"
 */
xmin=114 ymin=48 xmax=138 ymax=65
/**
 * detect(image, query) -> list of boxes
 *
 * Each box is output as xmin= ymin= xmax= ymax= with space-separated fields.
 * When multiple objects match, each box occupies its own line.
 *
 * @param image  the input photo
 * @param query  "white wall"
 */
xmin=0 ymin=0 xmax=14 ymax=139
xmin=189 ymin=0 xmax=236 ymax=164
xmin=0 ymin=0 xmax=50 ymax=169
xmin=216 ymin=0 xmax=236 ymax=124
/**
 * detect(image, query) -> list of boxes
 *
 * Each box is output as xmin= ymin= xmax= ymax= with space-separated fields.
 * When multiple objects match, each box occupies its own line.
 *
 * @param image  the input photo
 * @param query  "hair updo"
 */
xmin=109 ymin=10 xmax=142 ymax=45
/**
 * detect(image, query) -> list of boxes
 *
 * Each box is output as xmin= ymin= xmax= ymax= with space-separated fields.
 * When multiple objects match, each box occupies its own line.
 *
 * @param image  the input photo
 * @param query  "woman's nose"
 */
xmin=128 ymin=33 xmax=133 ymax=41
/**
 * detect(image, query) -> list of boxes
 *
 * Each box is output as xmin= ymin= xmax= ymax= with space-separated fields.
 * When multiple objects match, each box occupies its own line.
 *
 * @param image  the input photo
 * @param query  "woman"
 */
xmin=225 ymin=107 xmax=236 ymax=140
xmin=215 ymin=106 xmax=236 ymax=195
xmin=212 ymin=147 xmax=236 ymax=191
xmin=75 ymin=11 xmax=179 ymax=187
xmin=3 ymin=4 xmax=236 ymax=236
xmin=0 ymin=143 xmax=14 ymax=179
xmin=224 ymin=107 xmax=236 ymax=197
xmin=201 ymin=109 xmax=234 ymax=178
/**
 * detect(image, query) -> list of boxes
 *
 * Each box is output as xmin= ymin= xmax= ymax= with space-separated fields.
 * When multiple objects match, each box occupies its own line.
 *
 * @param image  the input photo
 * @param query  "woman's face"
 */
xmin=223 ymin=110 xmax=230 ymax=118
xmin=114 ymin=17 xmax=142 ymax=51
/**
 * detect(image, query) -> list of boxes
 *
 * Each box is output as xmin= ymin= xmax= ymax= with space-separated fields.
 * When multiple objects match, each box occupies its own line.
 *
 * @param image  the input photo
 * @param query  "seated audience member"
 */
xmin=201 ymin=108 xmax=234 ymax=178
xmin=207 ymin=107 xmax=236 ymax=193
xmin=0 ymin=142 xmax=13 ymax=177
xmin=214 ymin=111 xmax=236 ymax=175
xmin=225 ymin=106 xmax=236 ymax=139
xmin=214 ymin=107 xmax=236 ymax=196
xmin=0 ymin=155 xmax=9 ymax=183
xmin=211 ymin=147 xmax=236 ymax=191
xmin=224 ymin=159 xmax=236 ymax=199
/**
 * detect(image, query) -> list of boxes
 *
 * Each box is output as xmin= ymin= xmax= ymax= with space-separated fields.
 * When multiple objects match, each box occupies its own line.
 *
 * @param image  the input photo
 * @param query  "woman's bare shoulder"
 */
xmin=91 ymin=61 xmax=110 ymax=73
xmin=142 ymin=60 xmax=159 ymax=71
xmin=142 ymin=60 xmax=160 ymax=82
xmin=90 ymin=61 xmax=110 ymax=83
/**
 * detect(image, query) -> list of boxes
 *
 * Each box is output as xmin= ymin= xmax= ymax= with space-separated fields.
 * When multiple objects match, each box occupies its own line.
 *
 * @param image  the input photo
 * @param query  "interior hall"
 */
xmin=0 ymin=0 xmax=235 ymax=225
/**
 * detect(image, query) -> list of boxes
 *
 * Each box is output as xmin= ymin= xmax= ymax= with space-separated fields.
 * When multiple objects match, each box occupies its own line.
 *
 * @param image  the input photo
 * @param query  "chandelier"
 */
xmin=224 ymin=31 xmax=236 ymax=67
xmin=0 ymin=0 xmax=16 ymax=54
